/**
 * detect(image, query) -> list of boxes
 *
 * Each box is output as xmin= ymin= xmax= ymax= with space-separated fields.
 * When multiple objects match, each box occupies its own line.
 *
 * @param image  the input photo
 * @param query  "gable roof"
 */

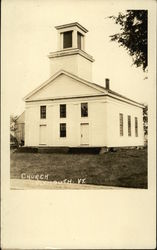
xmin=24 ymin=70 xmax=144 ymax=108
xmin=23 ymin=70 xmax=107 ymax=101
xmin=107 ymin=89 xmax=144 ymax=107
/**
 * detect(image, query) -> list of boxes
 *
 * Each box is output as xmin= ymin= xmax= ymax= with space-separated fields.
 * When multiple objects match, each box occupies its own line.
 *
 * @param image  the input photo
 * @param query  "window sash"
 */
xmin=81 ymin=103 xmax=88 ymax=117
xmin=128 ymin=115 xmax=131 ymax=136
xmin=77 ymin=32 xmax=82 ymax=49
xmin=135 ymin=117 xmax=138 ymax=137
xmin=60 ymin=104 xmax=66 ymax=118
xmin=119 ymin=113 xmax=123 ymax=136
xmin=60 ymin=123 xmax=66 ymax=137
xmin=63 ymin=31 xmax=72 ymax=49
xmin=40 ymin=106 xmax=46 ymax=119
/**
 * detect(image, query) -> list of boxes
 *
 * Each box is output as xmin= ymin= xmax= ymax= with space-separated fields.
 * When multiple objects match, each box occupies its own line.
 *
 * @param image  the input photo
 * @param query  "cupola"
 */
xmin=55 ymin=22 xmax=88 ymax=51
xmin=48 ymin=22 xmax=94 ymax=81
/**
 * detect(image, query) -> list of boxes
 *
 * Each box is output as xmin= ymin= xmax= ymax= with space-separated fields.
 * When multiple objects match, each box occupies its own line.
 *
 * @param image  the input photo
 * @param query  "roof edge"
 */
xmin=23 ymin=70 xmax=105 ymax=101
xmin=55 ymin=22 xmax=88 ymax=33
xmin=23 ymin=69 xmax=144 ymax=108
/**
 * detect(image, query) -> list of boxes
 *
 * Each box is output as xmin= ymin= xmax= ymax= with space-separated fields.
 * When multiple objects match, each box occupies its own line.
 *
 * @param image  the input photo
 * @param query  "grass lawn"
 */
xmin=10 ymin=148 xmax=147 ymax=188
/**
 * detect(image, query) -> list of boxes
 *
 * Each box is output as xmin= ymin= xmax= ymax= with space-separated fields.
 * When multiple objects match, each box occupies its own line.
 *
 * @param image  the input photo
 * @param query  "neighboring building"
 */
xmin=24 ymin=22 xmax=144 ymax=148
xmin=15 ymin=111 xmax=25 ymax=144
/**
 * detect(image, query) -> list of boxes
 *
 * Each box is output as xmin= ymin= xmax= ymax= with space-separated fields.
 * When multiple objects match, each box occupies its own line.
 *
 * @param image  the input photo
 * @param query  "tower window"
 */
xmin=128 ymin=115 xmax=131 ymax=136
xmin=60 ymin=123 xmax=66 ymax=137
xmin=63 ymin=31 xmax=72 ymax=48
xmin=81 ymin=103 xmax=88 ymax=117
xmin=77 ymin=32 xmax=82 ymax=49
xmin=60 ymin=104 xmax=66 ymax=118
xmin=135 ymin=117 xmax=138 ymax=137
xmin=119 ymin=113 xmax=124 ymax=136
xmin=40 ymin=106 xmax=46 ymax=119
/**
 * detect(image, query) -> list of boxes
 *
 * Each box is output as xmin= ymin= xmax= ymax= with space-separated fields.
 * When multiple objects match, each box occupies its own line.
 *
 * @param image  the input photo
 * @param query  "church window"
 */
xmin=135 ymin=117 xmax=138 ymax=137
xmin=60 ymin=123 xmax=66 ymax=137
xmin=40 ymin=106 xmax=46 ymax=119
xmin=81 ymin=103 xmax=88 ymax=117
xmin=60 ymin=104 xmax=66 ymax=118
xmin=119 ymin=113 xmax=124 ymax=136
xmin=128 ymin=115 xmax=131 ymax=136
xmin=63 ymin=31 xmax=72 ymax=48
xmin=77 ymin=32 xmax=82 ymax=49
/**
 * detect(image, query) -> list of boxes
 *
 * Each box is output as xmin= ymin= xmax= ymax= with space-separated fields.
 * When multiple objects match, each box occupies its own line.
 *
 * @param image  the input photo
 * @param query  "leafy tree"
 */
xmin=143 ymin=105 xmax=148 ymax=136
xmin=109 ymin=10 xmax=148 ymax=71
xmin=10 ymin=114 xmax=19 ymax=147
xmin=10 ymin=114 xmax=18 ymax=133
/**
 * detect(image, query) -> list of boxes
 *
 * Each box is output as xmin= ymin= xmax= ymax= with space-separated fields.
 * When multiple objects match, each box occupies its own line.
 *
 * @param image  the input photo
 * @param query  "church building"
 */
xmin=24 ymin=22 xmax=144 ymax=148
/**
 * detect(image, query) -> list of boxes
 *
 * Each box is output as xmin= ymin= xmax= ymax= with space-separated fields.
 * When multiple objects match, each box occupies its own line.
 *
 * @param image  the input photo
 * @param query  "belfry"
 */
xmin=48 ymin=22 xmax=94 ymax=81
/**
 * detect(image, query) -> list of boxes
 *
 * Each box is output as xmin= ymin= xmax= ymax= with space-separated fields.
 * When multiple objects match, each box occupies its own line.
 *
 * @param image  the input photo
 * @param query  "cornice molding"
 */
xmin=48 ymin=48 xmax=95 ymax=62
xmin=55 ymin=22 xmax=88 ymax=33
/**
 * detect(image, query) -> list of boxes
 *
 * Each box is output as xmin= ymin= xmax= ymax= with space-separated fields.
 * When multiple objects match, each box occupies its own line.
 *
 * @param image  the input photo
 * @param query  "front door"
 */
xmin=39 ymin=125 xmax=47 ymax=145
xmin=80 ymin=123 xmax=89 ymax=145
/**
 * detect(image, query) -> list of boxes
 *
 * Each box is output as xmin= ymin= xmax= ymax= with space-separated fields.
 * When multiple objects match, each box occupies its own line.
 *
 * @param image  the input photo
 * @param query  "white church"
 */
xmin=24 ymin=22 xmax=144 ymax=148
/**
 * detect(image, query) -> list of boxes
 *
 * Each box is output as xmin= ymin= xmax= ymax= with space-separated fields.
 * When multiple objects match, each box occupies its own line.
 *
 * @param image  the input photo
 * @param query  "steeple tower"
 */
xmin=48 ymin=22 xmax=94 ymax=81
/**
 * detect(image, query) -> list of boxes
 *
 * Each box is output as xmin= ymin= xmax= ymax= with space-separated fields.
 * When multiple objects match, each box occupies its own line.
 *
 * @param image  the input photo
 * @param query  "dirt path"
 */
xmin=10 ymin=179 xmax=127 ymax=190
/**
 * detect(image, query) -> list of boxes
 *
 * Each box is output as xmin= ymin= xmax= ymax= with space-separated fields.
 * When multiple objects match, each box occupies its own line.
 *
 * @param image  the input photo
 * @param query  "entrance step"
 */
xmin=38 ymin=147 xmax=69 ymax=154
xmin=68 ymin=147 xmax=101 ymax=154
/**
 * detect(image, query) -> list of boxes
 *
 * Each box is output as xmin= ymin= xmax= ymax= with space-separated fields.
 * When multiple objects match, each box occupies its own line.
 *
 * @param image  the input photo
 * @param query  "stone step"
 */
xmin=68 ymin=147 xmax=101 ymax=154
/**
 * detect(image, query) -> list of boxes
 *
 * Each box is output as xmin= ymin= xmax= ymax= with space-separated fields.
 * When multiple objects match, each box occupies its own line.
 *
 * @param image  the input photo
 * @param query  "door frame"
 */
xmin=39 ymin=124 xmax=47 ymax=145
xmin=80 ymin=123 xmax=89 ymax=146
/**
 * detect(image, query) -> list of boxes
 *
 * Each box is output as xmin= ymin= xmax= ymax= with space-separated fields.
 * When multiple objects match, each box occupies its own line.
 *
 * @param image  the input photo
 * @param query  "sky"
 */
xmin=2 ymin=0 xmax=156 ymax=116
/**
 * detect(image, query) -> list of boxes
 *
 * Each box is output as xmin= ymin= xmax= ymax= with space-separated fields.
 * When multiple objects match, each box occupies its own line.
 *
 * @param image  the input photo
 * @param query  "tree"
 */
xmin=109 ymin=10 xmax=148 ymax=71
xmin=143 ymin=105 xmax=148 ymax=137
xmin=10 ymin=114 xmax=19 ymax=147
xmin=10 ymin=114 xmax=18 ymax=134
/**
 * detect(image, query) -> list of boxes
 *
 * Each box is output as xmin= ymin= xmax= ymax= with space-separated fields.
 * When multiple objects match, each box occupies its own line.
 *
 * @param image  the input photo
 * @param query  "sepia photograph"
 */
xmin=10 ymin=5 xmax=148 ymax=189
xmin=1 ymin=0 xmax=156 ymax=249
xmin=9 ymin=4 xmax=148 ymax=191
